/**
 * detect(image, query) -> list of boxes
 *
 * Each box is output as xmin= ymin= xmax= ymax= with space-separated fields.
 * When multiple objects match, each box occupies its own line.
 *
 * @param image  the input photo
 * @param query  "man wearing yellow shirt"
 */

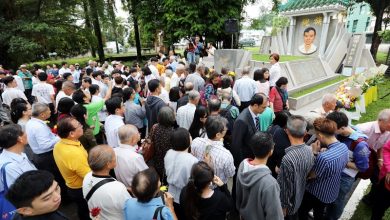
xmin=54 ymin=117 xmax=91 ymax=220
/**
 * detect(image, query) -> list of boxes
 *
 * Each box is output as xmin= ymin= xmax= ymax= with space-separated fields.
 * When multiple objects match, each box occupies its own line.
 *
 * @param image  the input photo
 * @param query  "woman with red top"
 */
xmin=372 ymin=140 xmax=390 ymax=220
xmin=269 ymin=77 xmax=289 ymax=113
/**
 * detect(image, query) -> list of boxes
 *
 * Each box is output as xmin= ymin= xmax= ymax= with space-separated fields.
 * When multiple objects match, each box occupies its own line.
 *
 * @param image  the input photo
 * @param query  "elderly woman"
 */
xmin=150 ymin=106 xmax=176 ymax=181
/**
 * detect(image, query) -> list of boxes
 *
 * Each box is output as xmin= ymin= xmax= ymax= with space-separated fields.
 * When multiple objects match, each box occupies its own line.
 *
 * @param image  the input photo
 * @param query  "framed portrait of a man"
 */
xmin=298 ymin=27 xmax=317 ymax=55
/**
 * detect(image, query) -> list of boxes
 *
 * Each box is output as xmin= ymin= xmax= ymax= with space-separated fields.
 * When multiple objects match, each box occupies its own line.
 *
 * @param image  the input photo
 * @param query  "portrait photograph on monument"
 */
xmin=299 ymin=27 xmax=317 ymax=55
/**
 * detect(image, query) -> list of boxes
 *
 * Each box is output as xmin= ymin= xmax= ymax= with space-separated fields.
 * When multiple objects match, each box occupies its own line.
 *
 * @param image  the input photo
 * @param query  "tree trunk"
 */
xmin=82 ymin=0 xmax=96 ymax=58
xmin=370 ymin=7 xmax=385 ymax=61
xmin=129 ymin=0 xmax=142 ymax=61
xmin=89 ymin=0 xmax=105 ymax=62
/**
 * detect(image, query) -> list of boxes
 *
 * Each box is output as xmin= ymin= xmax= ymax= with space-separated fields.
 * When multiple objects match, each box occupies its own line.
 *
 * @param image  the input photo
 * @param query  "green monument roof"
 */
xmin=280 ymin=0 xmax=349 ymax=12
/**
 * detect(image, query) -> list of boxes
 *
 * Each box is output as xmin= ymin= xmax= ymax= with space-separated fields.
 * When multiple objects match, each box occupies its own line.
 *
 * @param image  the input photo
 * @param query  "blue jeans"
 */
xmin=187 ymin=52 xmax=196 ymax=64
xmin=327 ymin=173 xmax=355 ymax=220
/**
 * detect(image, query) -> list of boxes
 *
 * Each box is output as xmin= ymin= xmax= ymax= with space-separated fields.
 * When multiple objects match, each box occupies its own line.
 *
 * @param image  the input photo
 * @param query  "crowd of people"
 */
xmin=0 ymin=51 xmax=390 ymax=220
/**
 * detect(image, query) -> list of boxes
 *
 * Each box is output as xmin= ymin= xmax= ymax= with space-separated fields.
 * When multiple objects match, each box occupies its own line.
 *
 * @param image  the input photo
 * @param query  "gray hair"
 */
xmin=196 ymin=64 xmax=205 ymax=72
xmin=88 ymin=145 xmax=115 ymax=172
xmin=118 ymin=124 xmax=138 ymax=144
xmin=31 ymin=103 xmax=49 ymax=117
xmin=158 ymin=106 xmax=176 ymax=127
xmin=165 ymin=69 xmax=173 ymax=78
xmin=184 ymin=82 xmax=194 ymax=92
xmin=176 ymin=64 xmax=185 ymax=71
xmin=322 ymin=93 xmax=337 ymax=105
xmin=378 ymin=109 xmax=390 ymax=122
xmin=62 ymin=81 xmax=76 ymax=90
xmin=242 ymin=66 xmax=251 ymax=75
xmin=188 ymin=90 xmax=200 ymax=100
xmin=287 ymin=115 xmax=307 ymax=138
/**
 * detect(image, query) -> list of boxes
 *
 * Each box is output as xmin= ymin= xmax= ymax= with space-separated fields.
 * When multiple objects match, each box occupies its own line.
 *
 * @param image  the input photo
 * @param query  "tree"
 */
xmin=88 ymin=0 xmax=105 ymax=62
xmin=355 ymin=0 xmax=390 ymax=61
xmin=0 ymin=0 xmax=90 ymax=68
xmin=250 ymin=12 xmax=277 ymax=30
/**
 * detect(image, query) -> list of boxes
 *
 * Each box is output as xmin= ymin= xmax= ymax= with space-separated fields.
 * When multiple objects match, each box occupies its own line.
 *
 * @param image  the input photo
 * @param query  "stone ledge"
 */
xmin=288 ymin=76 xmax=346 ymax=110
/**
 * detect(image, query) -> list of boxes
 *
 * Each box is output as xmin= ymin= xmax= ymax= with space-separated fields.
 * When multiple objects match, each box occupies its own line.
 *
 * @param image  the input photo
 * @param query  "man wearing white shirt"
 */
xmin=83 ymin=145 xmax=131 ymax=220
xmin=114 ymin=125 xmax=148 ymax=188
xmin=233 ymin=67 xmax=259 ymax=112
xmin=148 ymin=57 xmax=160 ymax=78
xmin=58 ymin=61 xmax=70 ymax=77
xmin=170 ymin=64 xmax=184 ymax=89
xmin=55 ymin=81 xmax=76 ymax=109
xmin=176 ymin=90 xmax=200 ymax=129
xmin=69 ymin=64 xmax=81 ymax=87
xmin=32 ymin=72 xmax=55 ymax=104
xmin=104 ymin=97 xmax=125 ymax=148
xmin=1 ymin=76 xmax=28 ymax=107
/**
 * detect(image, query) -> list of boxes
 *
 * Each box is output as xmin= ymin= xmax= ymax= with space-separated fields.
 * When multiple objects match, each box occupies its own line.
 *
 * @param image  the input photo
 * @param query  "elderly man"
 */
xmin=53 ymin=117 xmax=91 ymax=220
xmin=356 ymin=109 xmax=390 ymax=206
xmin=233 ymin=67 xmax=259 ymax=112
xmin=25 ymin=103 xmax=63 ymax=190
xmin=55 ymin=81 xmax=76 ymax=109
xmin=114 ymin=124 xmax=148 ymax=189
xmin=277 ymin=116 xmax=314 ymax=219
xmin=177 ymin=82 xmax=194 ymax=109
xmin=176 ymin=90 xmax=200 ymax=129
xmin=306 ymin=93 xmax=337 ymax=119
xmin=83 ymin=145 xmax=131 ymax=220
xmin=185 ymin=64 xmax=205 ymax=92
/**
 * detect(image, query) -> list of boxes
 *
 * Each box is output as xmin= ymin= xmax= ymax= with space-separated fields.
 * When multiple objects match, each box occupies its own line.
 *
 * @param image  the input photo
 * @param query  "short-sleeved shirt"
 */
xmin=0 ymin=150 xmax=37 ymax=191
xmin=306 ymin=141 xmax=349 ymax=203
xmin=356 ymin=121 xmax=390 ymax=151
xmin=124 ymin=197 xmax=175 ymax=220
xmin=17 ymin=71 xmax=33 ymax=89
xmin=32 ymin=82 xmax=55 ymax=104
xmin=85 ymin=100 xmax=105 ymax=135
xmin=191 ymin=138 xmax=235 ymax=183
xmin=53 ymin=139 xmax=91 ymax=189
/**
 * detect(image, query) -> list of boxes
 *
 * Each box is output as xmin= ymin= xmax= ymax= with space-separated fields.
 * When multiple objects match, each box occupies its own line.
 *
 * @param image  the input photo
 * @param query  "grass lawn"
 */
xmin=349 ymin=76 xmax=390 ymax=220
xmin=376 ymin=51 xmax=387 ymax=65
xmin=243 ymin=46 xmax=309 ymax=62
xmin=289 ymin=76 xmax=347 ymax=98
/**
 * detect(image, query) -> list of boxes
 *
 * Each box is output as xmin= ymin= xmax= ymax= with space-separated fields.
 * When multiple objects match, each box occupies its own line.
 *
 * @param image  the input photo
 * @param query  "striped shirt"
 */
xmin=191 ymin=137 xmax=235 ymax=183
xmin=306 ymin=141 xmax=349 ymax=204
xmin=277 ymin=144 xmax=314 ymax=215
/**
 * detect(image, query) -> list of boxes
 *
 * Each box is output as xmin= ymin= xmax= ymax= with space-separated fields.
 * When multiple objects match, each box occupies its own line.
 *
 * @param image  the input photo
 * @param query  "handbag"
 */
xmin=0 ymin=162 xmax=17 ymax=220
xmin=140 ymin=124 xmax=157 ymax=163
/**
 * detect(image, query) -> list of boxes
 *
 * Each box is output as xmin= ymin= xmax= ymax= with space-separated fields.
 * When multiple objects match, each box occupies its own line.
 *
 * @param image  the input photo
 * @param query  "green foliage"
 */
xmin=271 ymin=15 xmax=290 ymax=36
xmin=250 ymin=13 xmax=277 ymax=30
xmin=379 ymin=30 xmax=390 ymax=42
xmin=0 ymin=0 xmax=90 ymax=68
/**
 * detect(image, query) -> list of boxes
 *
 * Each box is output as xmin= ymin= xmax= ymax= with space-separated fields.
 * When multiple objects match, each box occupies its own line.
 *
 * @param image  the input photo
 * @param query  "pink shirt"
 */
xmin=269 ymin=87 xmax=283 ymax=113
xmin=379 ymin=140 xmax=390 ymax=180
xmin=356 ymin=121 xmax=390 ymax=151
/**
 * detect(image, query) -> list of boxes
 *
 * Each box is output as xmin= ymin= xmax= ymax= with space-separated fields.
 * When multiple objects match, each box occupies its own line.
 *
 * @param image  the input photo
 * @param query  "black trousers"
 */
xmin=24 ymin=89 xmax=34 ymax=104
xmin=67 ymin=187 xmax=91 ymax=220
xmin=371 ymin=179 xmax=390 ymax=220
xmin=32 ymin=151 xmax=68 ymax=201
xmin=298 ymin=191 xmax=328 ymax=220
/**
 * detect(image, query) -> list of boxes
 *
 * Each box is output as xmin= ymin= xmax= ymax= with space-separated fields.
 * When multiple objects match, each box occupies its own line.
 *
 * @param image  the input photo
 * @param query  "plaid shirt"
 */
xmin=191 ymin=137 xmax=236 ymax=183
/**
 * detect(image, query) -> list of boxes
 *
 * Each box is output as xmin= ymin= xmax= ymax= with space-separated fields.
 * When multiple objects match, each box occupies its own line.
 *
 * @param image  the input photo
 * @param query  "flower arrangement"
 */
xmin=335 ymin=67 xmax=384 ymax=110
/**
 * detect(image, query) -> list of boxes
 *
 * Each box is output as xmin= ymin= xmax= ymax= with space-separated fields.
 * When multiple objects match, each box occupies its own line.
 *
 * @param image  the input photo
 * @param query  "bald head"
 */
xmin=184 ymin=82 xmax=194 ymax=93
xmin=88 ymin=145 xmax=115 ymax=172
xmin=118 ymin=124 xmax=139 ymax=145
